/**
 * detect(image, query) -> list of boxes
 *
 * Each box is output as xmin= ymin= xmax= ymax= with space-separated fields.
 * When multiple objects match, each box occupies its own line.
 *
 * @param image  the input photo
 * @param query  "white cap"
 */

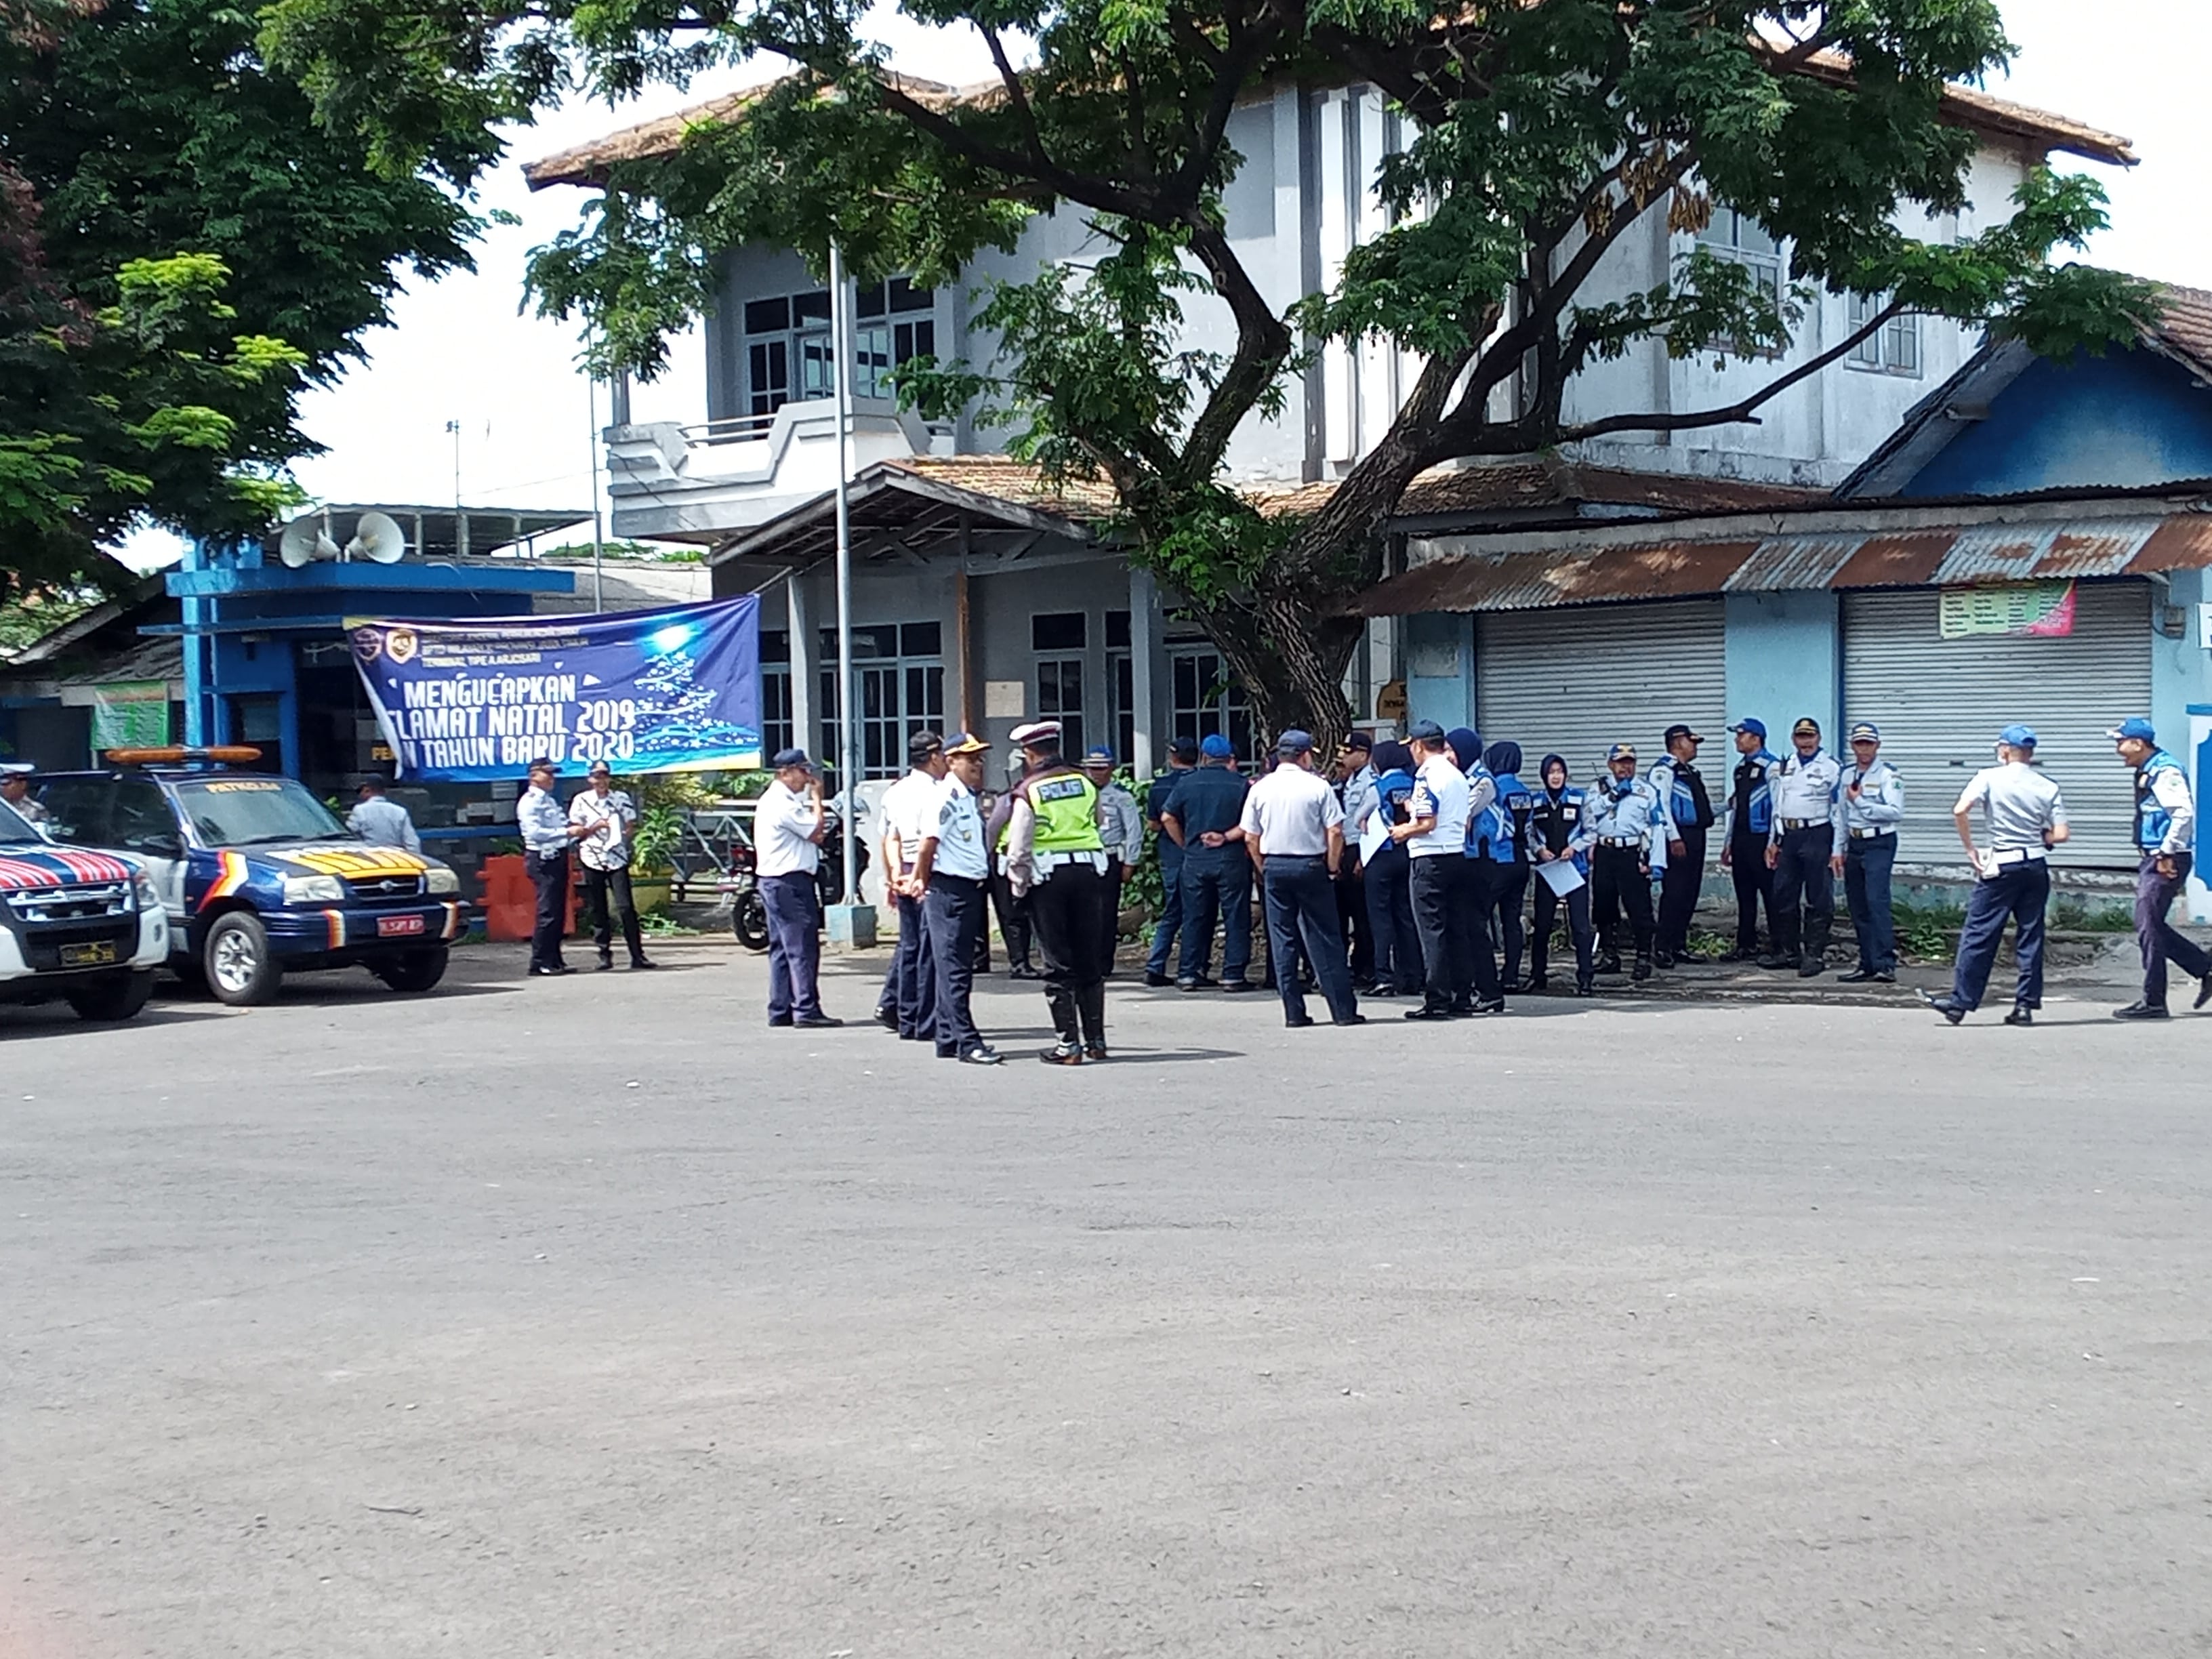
xmin=1008 ymin=720 xmax=1063 ymax=748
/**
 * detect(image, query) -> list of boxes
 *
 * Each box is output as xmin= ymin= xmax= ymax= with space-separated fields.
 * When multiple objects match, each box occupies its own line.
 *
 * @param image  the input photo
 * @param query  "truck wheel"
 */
xmin=203 ymin=912 xmax=280 ymax=1006
xmin=371 ymin=947 xmax=448 ymax=994
xmin=66 ymin=969 xmax=155 ymax=1023
xmin=733 ymin=892 xmax=770 ymax=951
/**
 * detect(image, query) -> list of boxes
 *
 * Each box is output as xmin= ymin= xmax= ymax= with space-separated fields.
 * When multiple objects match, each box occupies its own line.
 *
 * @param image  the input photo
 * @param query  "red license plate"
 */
xmin=377 ymin=914 xmax=426 ymax=937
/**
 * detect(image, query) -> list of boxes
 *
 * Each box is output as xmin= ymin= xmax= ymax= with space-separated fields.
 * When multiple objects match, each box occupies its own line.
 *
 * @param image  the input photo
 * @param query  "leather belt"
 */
xmin=1036 ymin=850 xmax=1109 ymax=874
xmin=1847 ymin=827 xmax=1894 ymax=841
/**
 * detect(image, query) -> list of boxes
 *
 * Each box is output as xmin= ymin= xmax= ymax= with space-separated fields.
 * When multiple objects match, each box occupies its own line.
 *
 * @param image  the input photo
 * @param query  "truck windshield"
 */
xmin=0 ymin=798 xmax=45 ymax=845
xmin=171 ymin=777 xmax=349 ymax=847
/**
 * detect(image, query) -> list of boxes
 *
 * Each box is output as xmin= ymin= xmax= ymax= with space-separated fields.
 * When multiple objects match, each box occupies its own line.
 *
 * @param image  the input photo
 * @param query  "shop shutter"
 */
xmin=1475 ymin=600 xmax=1727 ymax=786
xmin=1841 ymin=581 xmax=2150 ymax=869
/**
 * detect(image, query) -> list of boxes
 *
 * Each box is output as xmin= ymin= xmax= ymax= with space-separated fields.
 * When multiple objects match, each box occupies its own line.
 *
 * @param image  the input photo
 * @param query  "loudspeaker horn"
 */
xmin=279 ymin=516 xmax=342 ymax=568
xmin=346 ymin=511 xmax=407 ymax=565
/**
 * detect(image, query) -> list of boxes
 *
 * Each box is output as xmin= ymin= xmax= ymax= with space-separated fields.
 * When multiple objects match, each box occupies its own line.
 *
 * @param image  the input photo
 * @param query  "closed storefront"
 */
xmin=1841 ymin=581 xmax=2150 ymax=868
xmin=1475 ymin=599 xmax=1728 ymax=784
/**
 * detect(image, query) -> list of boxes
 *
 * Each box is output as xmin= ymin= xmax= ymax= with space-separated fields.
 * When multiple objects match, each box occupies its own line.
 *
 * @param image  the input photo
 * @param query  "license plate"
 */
xmin=377 ymin=914 xmax=426 ymax=937
xmin=60 ymin=941 xmax=118 ymax=967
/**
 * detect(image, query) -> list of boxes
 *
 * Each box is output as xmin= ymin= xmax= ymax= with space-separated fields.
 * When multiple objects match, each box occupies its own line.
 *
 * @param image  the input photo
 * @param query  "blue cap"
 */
xmin=1406 ymin=719 xmax=1446 ymax=743
xmin=1607 ymin=741 xmax=1637 ymax=762
xmin=1729 ymin=717 xmax=1766 ymax=739
xmin=769 ymin=746 xmax=812 ymax=769
xmin=1276 ymin=729 xmax=1314 ymax=756
xmin=1082 ymin=745 xmax=1115 ymax=766
xmin=1200 ymin=733 xmax=1234 ymax=760
xmin=1999 ymin=724 xmax=2037 ymax=750
xmin=2108 ymin=717 xmax=2156 ymax=743
xmin=1847 ymin=721 xmax=1880 ymax=743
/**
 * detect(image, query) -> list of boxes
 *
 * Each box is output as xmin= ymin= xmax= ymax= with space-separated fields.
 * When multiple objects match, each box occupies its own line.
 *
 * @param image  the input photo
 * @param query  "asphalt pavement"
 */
xmin=5 ymin=941 xmax=2210 ymax=1657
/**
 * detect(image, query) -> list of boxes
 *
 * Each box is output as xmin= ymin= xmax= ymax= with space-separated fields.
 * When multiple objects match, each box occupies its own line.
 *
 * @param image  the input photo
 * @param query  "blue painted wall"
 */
xmin=1725 ymin=592 xmax=1839 ymax=740
xmin=1902 ymin=350 xmax=2212 ymax=497
xmin=2151 ymin=567 xmax=2209 ymax=769
xmin=1405 ymin=610 xmax=1473 ymax=730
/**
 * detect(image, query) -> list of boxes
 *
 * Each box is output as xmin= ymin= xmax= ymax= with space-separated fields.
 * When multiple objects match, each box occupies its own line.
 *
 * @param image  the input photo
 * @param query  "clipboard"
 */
xmin=1536 ymin=859 xmax=1585 ymax=897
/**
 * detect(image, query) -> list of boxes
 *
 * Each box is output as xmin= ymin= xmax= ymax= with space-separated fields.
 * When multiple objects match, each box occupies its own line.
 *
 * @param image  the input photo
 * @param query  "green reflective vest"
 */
xmin=1025 ymin=768 xmax=1105 ymax=855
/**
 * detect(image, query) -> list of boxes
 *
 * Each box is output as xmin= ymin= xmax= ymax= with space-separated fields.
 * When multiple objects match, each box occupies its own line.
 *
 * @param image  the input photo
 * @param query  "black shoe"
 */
xmin=2112 ymin=1002 xmax=2169 ymax=1021
xmin=1651 ymin=950 xmax=1675 ymax=970
xmin=1917 ymin=989 xmax=1966 ymax=1025
xmin=2005 ymin=1006 xmax=2036 ymax=1027
xmin=1221 ymin=979 xmax=1257 ymax=994
xmin=1595 ymin=957 xmax=1623 ymax=977
xmin=1514 ymin=977 xmax=1542 ymax=994
xmin=768 ymin=1017 xmax=793 ymax=1027
xmin=794 ymin=1014 xmax=844 ymax=1029
xmin=1871 ymin=970 xmax=1896 ymax=983
xmin=1798 ymin=959 xmax=1826 ymax=978
xmin=1083 ymin=1044 xmax=1109 ymax=1061
xmin=1755 ymin=954 xmax=1794 ymax=971
xmin=1837 ymin=968 xmax=1875 ymax=984
xmin=1040 ymin=1042 xmax=1084 ymax=1065
xmin=1332 ymin=1013 xmax=1368 ymax=1027
xmin=1404 ymin=1004 xmax=1455 ymax=1021
xmin=1143 ymin=970 xmax=1172 ymax=987
xmin=630 ymin=956 xmax=658 ymax=970
xmin=1472 ymin=998 xmax=1505 ymax=1015
xmin=1180 ymin=975 xmax=1217 ymax=991
xmin=1008 ymin=964 xmax=1042 ymax=981
xmin=529 ymin=964 xmax=575 ymax=977
xmin=1574 ymin=979 xmax=1595 ymax=997
xmin=959 ymin=1045 xmax=1006 ymax=1065
xmin=1284 ymin=1015 xmax=1315 ymax=1029
xmin=595 ymin=955 xmax=615 ymax=972
xmin=874 ymin=1006 xmax=899 ymax=1029
xmin=2196 ymin=973 xmax=2212 ymax=1012
xmin=1448 ymin=1000 xmax=1476 ymax=1017
xmin=1631 ymin=958 xmax=1652 ymax=982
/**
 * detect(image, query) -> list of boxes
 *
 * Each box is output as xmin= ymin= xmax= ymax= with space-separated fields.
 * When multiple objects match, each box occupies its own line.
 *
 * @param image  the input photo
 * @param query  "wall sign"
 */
xmin=86 ymin=681 xmax=169 ymax=751
xmin=1938 ymin=580 xmax=2076 ymax=640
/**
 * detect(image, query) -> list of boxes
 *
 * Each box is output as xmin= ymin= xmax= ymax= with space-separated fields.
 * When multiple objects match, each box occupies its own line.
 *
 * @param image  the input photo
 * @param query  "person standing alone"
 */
xmin=516 ymin=756 xmax=577 ymax=978
xmin=568 ymin=758 xmax=657 ymax=972
xmin=2107 ymin=717 xmax=2211 ymax=1020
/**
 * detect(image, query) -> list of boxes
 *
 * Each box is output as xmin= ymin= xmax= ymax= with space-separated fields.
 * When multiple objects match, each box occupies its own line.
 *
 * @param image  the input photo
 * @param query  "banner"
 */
xmin=346 ymin=596 xmax=762 ymax=781
xmin=1938 ymin=580 xmax=2076 ymax=640
xmin=85 ymin=681 xmax=171 ymax=751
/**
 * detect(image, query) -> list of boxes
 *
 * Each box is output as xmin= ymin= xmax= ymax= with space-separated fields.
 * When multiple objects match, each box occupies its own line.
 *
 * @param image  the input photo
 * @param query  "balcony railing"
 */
xmin=678 ymin=409 xmax=956 ymax=451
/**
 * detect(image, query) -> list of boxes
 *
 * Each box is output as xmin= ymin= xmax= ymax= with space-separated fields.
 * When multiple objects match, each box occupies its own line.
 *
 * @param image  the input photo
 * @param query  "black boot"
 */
xmin=1632 ymin=954 xmax=1652 ymax=982
xmin=1078 ymin=980 xmax=1108 ymax=1059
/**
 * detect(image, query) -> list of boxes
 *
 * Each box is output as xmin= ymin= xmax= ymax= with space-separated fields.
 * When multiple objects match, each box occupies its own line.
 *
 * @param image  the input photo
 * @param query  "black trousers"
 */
xmin=1029 ymin=861 xmax=1109 ymax=1048
xmin=1657 ymin=827 xmax=1706 ymax=958
xmin=1770 ymin=824 xmax=1834 ymax=964
xmin=580 ymin=861 xmax=646 ymax=964
xmin=1363 ymin=842 xmax=1416 ymax=992
xmin=893 ymin=890 xmax=937 ymax=1041
xmin=990 ymin=869 xmax=1033 ymax=970
xmin=1263 ymin=857 xmax=1358 ymax=1023
xmin=924 ymin=873 xmax=988 ymax=1057
xmin=524 ymin=849 xmax=569 ymax=971
xmin=1472 ymin=858 xmax=1528 ymax=985
xmin=1590 ymin=846 xmax=1654 ymax=964
xmin=1530 ymin=866 xmax=1595 ymax=986
xmin=1729 ymin=829 xmax=1775 ymax=954
xmin=1409 ymin=855 xmax=1483 ymax=1009
xmin=1336 ymin=863 xmax=1372 ymax=983
xmin=1098 ymin=867 xmax=1124 ymax=977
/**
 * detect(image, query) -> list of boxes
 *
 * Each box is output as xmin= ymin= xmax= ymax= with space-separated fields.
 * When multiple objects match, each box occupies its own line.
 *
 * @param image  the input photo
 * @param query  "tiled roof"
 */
xmin=2144 ymin=283 xmax=2212 ymax=381
xmin=882 ymin=455 xmax=1124 ymax=518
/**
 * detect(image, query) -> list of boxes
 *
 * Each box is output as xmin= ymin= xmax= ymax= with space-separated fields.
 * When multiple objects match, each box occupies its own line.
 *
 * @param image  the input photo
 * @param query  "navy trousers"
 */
xmin=893 ymin=890 xmax=937 ymax=1040
xmin=1178 ymin=846 xmax=1252 ymax=984
xmin=2135 ymin=852 xmax=2211 ymax=1008
xmin=762 ymin=871 xmax=824 ymax=1022
xmin=1146 ymin=861 xmax=1184 ymax=977
xmin=1364 ymin=842 xmax=1416 ymax=992
xmin=1657 ymin=829 xmax=1704 ymax=958
xmin=1469 ymin=857 xmax=1523 ymax=987
xmin=1843 ymin=833 xmax=1898 ymax=974
xmin=924 ymin=873 xmax=988 ymax=1056
xmin=1950 ymin=858 xmax=2050 ymax=1012
xmin=525 ymin=849 xmax=569 ymax=972
xmin=1262 ymin=857 xmax=1358 ymax=1023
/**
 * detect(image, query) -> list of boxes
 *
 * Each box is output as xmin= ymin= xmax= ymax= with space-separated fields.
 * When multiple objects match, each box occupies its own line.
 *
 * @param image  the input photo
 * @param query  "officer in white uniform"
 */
xmin=1586 ymin=741 xmax=1667 ymax=981
xmin=1083 ymin=745 xmax=1145 ymax=977
xmin=1830 ymin=721 xmax=1904 ymax=983
xmin=914 ymin=732 xmax=1003 ymax=1063
xmin=1923 ymin=724 xmax=2068 ymax=1027
xmin=1 ymin=762 xmax=47 ymax=824
xmin=1764 ymin=716 xmax=1842 ymax=977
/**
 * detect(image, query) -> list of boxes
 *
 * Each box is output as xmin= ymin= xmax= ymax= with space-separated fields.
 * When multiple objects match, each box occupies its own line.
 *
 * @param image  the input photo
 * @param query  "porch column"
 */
xmin=787 ymin=567 xmax=818 ymax=761
xmin=1130 ymin=565 xmax=1162 ymax=778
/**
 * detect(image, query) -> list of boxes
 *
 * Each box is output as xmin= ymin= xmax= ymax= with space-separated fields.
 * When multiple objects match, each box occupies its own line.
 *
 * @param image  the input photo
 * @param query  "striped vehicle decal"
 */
xmin=441 ymin=902 xmax=462 ymax=941
xmin=197 ymin=851 xmax=251 ymax=912
xmin=324 ymin=909 xmax=346 ymax=949
xmin=285 ymin=848 xmax=429 ymax=880
xmin=0 ymin=848 xmax=134 ymax=889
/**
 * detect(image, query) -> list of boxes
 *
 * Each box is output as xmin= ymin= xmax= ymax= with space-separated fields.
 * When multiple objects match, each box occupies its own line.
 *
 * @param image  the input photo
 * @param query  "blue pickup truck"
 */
xmin=39 ymin=750 xmax=466 ymax=1006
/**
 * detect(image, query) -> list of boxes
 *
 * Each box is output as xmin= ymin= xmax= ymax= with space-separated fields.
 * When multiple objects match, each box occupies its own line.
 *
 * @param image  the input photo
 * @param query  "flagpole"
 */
xmin=830 ymin=241 xmax=861 ymax=913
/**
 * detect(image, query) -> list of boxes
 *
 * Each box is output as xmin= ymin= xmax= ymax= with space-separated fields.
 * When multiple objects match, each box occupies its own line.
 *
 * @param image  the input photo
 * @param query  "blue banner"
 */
xmin=347 ymin=595 xmax=762 ymax=781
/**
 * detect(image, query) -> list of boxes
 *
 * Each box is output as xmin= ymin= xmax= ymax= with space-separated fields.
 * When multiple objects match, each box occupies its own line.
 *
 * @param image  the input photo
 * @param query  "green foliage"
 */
xmin=0 ymin=582 xmax=100 ymax=653
xmin=628 ymin=802 xmax=689 ymax=872
xmin=268 ymin=0 xmax=2140 ymax=741
xmin=0 ymin=0 xmax=475 ymax=594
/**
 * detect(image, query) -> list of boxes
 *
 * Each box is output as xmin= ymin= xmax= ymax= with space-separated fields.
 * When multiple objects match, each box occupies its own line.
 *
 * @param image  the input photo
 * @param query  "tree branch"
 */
xmin=977 ymin=24 xmax=1047 ymax=173
xmin=1177 ymin=219 xmax=1292 ymax=477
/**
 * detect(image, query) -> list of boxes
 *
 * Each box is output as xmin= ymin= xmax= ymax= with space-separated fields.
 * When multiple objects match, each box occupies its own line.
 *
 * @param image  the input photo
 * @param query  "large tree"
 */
xmin=268 ymin=0 xmax=2142 ymax=739
xmin=0 ymin=0 xmax=476 ymax=597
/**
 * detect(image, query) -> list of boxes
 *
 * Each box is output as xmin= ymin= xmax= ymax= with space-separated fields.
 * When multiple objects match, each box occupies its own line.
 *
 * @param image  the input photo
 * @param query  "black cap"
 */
xmin=769 ymin=746 xmax=812 ymax=770
xmin=1170 ymin=738 xmax=1200 ymax=762
xmin=527 ymin=755 xmax=557 ymax=772
xmin=1339 ymin=731 xmax=1373 ymax=754
xmin=1407 ymin=719 xmax=1446 ymax=743
xmin=907 ymin=729 xmax=945 ymax=763
xmin=1662 ymin=724 xmax=1702 ymax=745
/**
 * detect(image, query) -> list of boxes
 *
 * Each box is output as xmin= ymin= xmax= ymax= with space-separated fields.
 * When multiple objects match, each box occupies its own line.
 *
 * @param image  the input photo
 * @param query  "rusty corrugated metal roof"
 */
xmin=1353 ymin=512 xmax=2212 ymax=616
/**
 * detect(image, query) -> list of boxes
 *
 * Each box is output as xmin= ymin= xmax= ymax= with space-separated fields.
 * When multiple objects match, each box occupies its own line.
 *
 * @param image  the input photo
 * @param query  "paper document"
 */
xmin=1536 ymin=859 xmax=1585 ymax=897
xmin=1357 ymin=815 xmax=1391 ymax=864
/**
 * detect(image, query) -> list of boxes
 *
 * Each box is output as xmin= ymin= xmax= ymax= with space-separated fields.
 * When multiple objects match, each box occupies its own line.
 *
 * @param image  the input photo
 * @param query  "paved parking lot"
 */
xmin=4 ymin=942 xmax=2210 ymax=1656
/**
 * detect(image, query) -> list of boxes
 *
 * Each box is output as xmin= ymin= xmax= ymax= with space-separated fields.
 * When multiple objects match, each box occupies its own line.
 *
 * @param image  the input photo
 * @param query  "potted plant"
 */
xmin=626 ymin=804 xmax=687 ymax=916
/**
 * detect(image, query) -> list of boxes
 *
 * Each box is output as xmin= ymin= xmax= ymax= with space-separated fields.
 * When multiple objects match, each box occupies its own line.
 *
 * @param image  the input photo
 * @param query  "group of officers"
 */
xmin=745 ymin=705 xmax=2209 ymax=1055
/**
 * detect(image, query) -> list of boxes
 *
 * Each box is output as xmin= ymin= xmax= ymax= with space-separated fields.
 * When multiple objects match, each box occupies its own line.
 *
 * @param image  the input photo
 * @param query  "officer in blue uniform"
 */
xmin=1142 ymin=737 xmax=1199 ymax=986
xmin=1719 ymin=718 xmax=1780 ymax=960
xmin=1764 ymin=716 xmax=1841 ymax=977
xmin=1586 ymin=742 xmax=1667 ymax=980
xmin=1162 ymin=733 xmax=1255 ymax=991
xmin=1471 ymin=740 xmax=1534 ymax=991
xmin=2108 ymin=717 xmax=2211 ymax=1019
xmin=1525 ymin=753 xmax=1596 ymax=995
xmin=1648 ymin=724 xmax=1714 ymax=968
xmin=1361 ymin=740 xmax=1418 ymax=994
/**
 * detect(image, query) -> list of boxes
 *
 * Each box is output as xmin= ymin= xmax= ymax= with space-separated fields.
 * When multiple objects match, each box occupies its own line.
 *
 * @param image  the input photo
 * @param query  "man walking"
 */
xmin=2108 ymin=717 xmax=2211 ymax=1020
xmin=1830 ymin=722 xmax=1903 ymax=984
xmin=1004 ymin=720 xmax=1113 ymax=1063
xmin=1649 ymin=724 xmax=1713 ymax=967
xmin=568 ymin=758 xmax=657 ymax=971
xmin=1141 ymin=739 xmax=1197 ymax=986
xmin=348 ymin=775 xmax=419 ymax=852
xmin=517 ymin=756 xmax=577 ymax=978
xmin=1719 ymin=718 xmax=1780 ymax=960
xmin=1162 ymin=733 xmax=1254 ymax=993
xmin=1765 ymin=716 xmax=1841 ymax=977
xmin=877 ymin=731 xmax=948 ymax=1041
xmin=1084 ymin=745 xmax=1144 ymax=978
xmin=1241 ymin=730 xmax=1361 ymax=1028
xmin=1586 ymin=742 xmax=1666 ymax=981
xmin=1923 ymin=725 xmax=2068 ymax=1027
xmin=1394 ymin=720 xmax=1486 ymax=1019
xmin=756 ymin=747 xmax=841 ymax=1029
xmin=914 ymin=732 xmax=1003 ymax=1063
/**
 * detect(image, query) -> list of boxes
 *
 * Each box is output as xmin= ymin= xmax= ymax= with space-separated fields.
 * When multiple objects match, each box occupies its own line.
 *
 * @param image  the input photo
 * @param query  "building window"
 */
xmin=1696 ymin=208 xmax=1783 ymax=303
xmin=1847 ymin=292 xmax=1921 ymax=377
xmin=814 ymin=621 xmax=944 ymax=779
xmin=1103 ymin=610 xmax=1134 ymax=764
xmin=745 ymin=280 xmax=935 ymax=416
xmin=1032 ymin=613 xmax=1086 ymax=756
xmin=1169 ymin=644 xmax=1254 ymax=764
xmin=760 ymin=630 xmax=793 ymax=758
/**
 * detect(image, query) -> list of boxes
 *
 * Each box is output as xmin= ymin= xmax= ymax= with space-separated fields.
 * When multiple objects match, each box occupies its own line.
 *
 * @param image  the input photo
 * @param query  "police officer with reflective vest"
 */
xmin=1525 ymin=752 xmax=1596 ymax=996
xmin=1004 ymin=720 xmax=1114 ymax=1063
xmin=1648 ymin=724 xmax=1713 ymax=968
xmin=1719 ymin=718 xmax=1781 ymax=960
xmin=1764 ymin=716 xmax=1841 ymax=977
xmin=2108 ymin=716 xmax=2211 ymax=1019
xmin=1587 ymin=742 xmax=1666 ymax=980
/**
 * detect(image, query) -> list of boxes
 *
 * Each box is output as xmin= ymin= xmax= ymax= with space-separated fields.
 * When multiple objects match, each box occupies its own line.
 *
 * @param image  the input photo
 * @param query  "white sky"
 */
xmin=126 ymin=0 xmax=2212 ymax=566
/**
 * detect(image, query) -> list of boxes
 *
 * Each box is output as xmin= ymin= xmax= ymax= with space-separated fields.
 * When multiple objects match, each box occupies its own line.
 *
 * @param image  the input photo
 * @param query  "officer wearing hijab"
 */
xmin=1361 ymin=739 xmax=1418 ymax=995
xmin=1474 ymin=740 xmax=1534 ymax=991
xmin=1526 ymin=753 xmax=1597 ymax=995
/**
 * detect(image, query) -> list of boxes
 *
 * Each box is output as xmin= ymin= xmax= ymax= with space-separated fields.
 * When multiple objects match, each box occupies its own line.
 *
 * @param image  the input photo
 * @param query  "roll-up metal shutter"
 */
xmin=1841 ymin=581 xmax=2150 ymax=869
xmin=1475 ymin=600 xmax=1727 ymax=786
